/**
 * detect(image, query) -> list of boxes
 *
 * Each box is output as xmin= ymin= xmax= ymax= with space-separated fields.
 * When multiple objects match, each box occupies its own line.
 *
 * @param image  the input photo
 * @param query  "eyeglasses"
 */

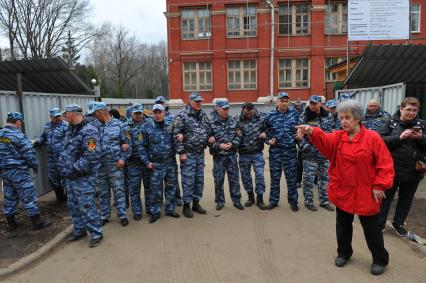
xmin=402 ymin=108 xmax=418 ymax=113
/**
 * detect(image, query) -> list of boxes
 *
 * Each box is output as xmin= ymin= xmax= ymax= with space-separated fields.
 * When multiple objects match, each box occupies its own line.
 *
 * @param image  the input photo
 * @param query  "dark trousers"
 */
xmin=378 ymin=180 xmax=419 ymax=227
xmin=336 ymin=208 xmax=389 ymax=266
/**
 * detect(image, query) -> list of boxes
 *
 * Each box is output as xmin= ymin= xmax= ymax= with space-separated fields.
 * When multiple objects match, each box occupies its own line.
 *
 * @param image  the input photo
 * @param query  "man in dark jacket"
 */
xmin=235 ymin=102 xmax=267 ymax=210
xmin=378 ymin=97 xmax=426 ymax=236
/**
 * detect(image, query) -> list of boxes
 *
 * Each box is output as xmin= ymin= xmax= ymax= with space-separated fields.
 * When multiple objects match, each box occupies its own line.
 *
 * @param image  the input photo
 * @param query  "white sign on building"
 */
xmin=348 ymin=0 xmax=410 ymax=41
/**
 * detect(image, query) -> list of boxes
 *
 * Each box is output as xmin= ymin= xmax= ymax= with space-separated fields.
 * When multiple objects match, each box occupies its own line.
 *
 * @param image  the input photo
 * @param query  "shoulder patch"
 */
xmin=0 ymin=137 xmax=12 ymax=144
xmin=87 ymin=138 xmax=97 ymax=151
xmin=138 ymin=132 xmax=143 ymax=141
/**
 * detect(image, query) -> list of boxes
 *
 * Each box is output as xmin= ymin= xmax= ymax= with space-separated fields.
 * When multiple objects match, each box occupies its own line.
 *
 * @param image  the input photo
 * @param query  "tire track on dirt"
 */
xmin=183 ymin=228 xmax=223 ymax=283
xmin=252 ymin=210 xmax=283 ymax=283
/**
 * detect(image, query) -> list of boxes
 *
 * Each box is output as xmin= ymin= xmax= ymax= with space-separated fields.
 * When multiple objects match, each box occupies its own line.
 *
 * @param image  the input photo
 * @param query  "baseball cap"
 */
xmin=87 ymin=101 xmax=107 ymax=114
xmin=152 ymin=104 xmax=165 ymax=112
xmin=216 ymin=100 xmax=229 ymax=109
xmin=7 ymin=112 xmax=23 ymax=120
xmin=189 ymin=92 xmax=203 ymax=101
xmin=49 ymin=107 xmax=62 ymax=117
xmin=155 ymin=96 xmax=166 ymax=103
xmin=309 ymin=95 xmax=321 ymax=103
xmin=131 ymin=103 xmax=144 ymax=113
xmin=326 ymin=99 xmax=338 ymax=108
xmin=64 ymin=104 xmax=83 ymax=113
xmin=277 ymin=92 xmax=290 ymax=99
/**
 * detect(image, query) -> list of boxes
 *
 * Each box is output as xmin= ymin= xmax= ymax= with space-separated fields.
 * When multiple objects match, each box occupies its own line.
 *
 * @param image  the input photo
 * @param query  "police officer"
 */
xmin=125 ymin=103 xmax=151 ymax=220
xmin=363 ymin=99 xmax=391 ymax=131
xmin=0 ymin=112 xmax=52 ymax=231
xmin=325 ymin=99 xmax=340 ymax=130
xmin=173 ymin=92 xmax=214 ymax=218
xmin=235 ymin=102 xmax=267 ymax=210
xmin=140 ymin=104 xmax=180 ymax=223
xmin=265 ymin=92 xmax=300 ymax=211
xmin=89 ymin=101 xmax=131 ymax=227
xmin=58 ymin=104 xmax=103 ymax=247
xmin=298 ymin=95 xmax=335 ymax=211
xmin=33 ymin=108 xmax=68 ymax=202
xmin=210 ymin=100 xmax=243 ymax=210
xmin=154 ymin=95 xmax=183 ymax=207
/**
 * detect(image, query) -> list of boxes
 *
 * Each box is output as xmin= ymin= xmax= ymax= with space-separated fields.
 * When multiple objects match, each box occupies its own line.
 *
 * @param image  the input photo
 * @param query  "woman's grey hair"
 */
xmin=336 ymin=99 xmax=364 ymax=121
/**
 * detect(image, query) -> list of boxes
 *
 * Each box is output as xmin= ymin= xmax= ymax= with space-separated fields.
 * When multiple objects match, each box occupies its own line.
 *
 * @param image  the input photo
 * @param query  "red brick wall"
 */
xmin=166 ymin=0 xmax=426 ymax=103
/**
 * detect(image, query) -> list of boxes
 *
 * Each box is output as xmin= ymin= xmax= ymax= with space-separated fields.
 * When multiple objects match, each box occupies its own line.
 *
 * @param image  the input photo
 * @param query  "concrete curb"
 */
xmin=0 ymin=225 xmax=73 ymax=280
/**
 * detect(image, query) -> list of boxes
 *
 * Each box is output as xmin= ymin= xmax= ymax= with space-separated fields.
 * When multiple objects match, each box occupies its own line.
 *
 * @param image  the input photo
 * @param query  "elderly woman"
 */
xmin=296 ymin=100 xmax=394 ymax=275
xmin=377 ymin=97 xmax=426 ymax=236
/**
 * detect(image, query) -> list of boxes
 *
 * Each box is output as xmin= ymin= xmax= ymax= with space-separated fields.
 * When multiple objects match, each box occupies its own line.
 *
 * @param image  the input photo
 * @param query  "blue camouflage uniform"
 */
xmin=0 ymin=116 xmax=40 ymax=217
xmin=125 ymin=104 xmax=152 ymax=217
xmin=325 ymin=99 xmax=340 ymax=130
xmin=140 ymin=110 xmax=177 ymax=216
xmin=235 ymin=109 xmax=266 ymax=196
xmin=33 ymin=108 xmax=68 ymax=192
xmin=173 ymin=98 xmax=212 ymax=205
xmin=298 ymin=98 xmax=334 ymax=207
xmin=209 ymin=102 xmax=242 ymax=206
xmin=265 ymin=94 xmax=300 ymax=206
xmin=92 ymin=103 xmax=131 ymax=222
xmin=58 ymin=105 xmax=103 ymax=239
xmin=154 ymin=96 xmax=182 ymax=204
xmin=362 ymin=108 xmax=391 ymax=131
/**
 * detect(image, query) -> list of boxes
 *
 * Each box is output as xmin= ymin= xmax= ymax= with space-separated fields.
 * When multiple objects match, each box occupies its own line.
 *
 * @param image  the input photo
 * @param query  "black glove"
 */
xmin=68 ymin=170 xmax=82 ymax=180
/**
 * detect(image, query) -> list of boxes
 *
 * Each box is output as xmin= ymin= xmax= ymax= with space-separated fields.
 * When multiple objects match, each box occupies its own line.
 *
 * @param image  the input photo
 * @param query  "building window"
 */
xmin=226 ymin=6 xmax=257 ymax=37
xmin=278 ymin=59 xmax=309 ymax=88
xmin=228 ymin=60 xmax=257 ymax=90
xmin=278 ymin=4 xmax=310 ymax=35
xmin=181 ymin=8 xmax=211 ymax=39
xmin=411 ymin=4 xmax=421 ymax=32
xmin=325 ymin=2 xmax=347 ymax=34
xmin=325 ymin=57 xmax=345 ymax=81
xmin=183 ymin=62 xmax=212 ymax=91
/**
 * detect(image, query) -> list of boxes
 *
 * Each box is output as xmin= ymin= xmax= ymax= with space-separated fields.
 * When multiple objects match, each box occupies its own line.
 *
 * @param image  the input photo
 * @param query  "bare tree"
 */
xmin=0 ymin=0 xmax=103 ymax=59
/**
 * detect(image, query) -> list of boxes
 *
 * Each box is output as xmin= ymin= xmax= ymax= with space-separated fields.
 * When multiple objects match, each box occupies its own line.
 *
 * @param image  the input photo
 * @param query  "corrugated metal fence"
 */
xmin=335 ymin=83 xmax=406 ymax=115
xmin=0 ymin=91 xmax=96 ymax=195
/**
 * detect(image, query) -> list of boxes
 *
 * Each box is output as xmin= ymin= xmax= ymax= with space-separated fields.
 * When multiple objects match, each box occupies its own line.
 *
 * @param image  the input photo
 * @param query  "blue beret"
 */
xmin=64 ymin=104 xmax=83 ymax=113
xmin=7 ymin=112 xmax=23 ymax=120
xmin=189 ymin=92 xmax=203 ymax=101
xmin=277 ymin=92 xmax=290 ymax=99
xmin=152 ymin=104 xmax=165 ymax=111
xmin=49 ymin=107 xmax=61 ymax=117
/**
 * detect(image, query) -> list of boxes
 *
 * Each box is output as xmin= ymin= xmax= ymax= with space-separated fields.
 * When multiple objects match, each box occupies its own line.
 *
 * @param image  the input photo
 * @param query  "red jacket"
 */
xmin=310 ymin=126 xmax=394 ymax=216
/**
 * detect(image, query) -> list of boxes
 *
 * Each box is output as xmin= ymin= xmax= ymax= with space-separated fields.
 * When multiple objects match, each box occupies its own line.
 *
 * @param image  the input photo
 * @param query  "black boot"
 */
xmin=256 ymin=194 xmax=266 ymax=210
xmin=54 ymin=187 xmax=67 ymax=202
xmin=244 ymin=192 xmax=255 ymax=207
xmin=31 ymin=214 xmax=52 ymax=230
xmin=183 ymin=203 xmax=193 ymax=218
xmin=6 ymin=215 xmax=18 ymax=231
xmin=192 ymin=200 xmax=207 ymax=214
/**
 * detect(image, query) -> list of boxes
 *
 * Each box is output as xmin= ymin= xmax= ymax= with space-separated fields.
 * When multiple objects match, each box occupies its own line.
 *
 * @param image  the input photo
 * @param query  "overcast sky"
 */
xmin=90 ymin=0 xmax=167 ymax=43
xmin=0 ymin=0 xmax=167 ymax=48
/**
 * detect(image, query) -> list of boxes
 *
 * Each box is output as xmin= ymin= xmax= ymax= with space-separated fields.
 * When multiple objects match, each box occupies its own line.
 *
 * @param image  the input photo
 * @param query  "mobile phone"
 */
xmin=412 ymin=126 xmax=422 ymax=133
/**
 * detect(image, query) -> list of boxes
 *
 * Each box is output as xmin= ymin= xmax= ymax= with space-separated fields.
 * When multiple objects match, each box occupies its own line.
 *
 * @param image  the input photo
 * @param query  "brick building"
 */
xmin=165 ymin=0 xmax=426 ymax=103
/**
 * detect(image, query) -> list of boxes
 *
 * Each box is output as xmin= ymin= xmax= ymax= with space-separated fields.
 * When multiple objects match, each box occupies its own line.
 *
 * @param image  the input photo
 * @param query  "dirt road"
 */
xmin=8 ymin=151 xmax=426 ymax=283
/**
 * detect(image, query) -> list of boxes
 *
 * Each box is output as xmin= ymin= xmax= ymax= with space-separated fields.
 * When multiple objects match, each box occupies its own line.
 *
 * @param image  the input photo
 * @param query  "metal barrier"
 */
xmin=336 ymin=83 xmax=405 ymax=114
xmin=0 ymin=91 xmax=96 ymax=196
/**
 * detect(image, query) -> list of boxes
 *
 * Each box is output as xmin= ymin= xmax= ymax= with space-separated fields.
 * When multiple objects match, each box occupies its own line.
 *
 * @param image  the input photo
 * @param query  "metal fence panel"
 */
xmin=0 ymin=91 xmax=95 ymax=196
xmin=336 ymin=83 xmax=405 ymax=114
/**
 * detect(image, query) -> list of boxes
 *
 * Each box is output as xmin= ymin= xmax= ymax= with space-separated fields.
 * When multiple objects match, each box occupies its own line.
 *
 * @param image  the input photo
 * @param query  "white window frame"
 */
xmin=278 ymin=59 xmax=310 ymax=89
xmin=183 ymin=62 xmax=212 ymax=91
xmin=181 ymin=8 xmax=211 ymax=40
xmin=325 ymin=57 xmax=345 ymax=82
xmin=325 ymin=2 xmax=347 ymax=35
xmin=411 ymin=4 xmax=421 ymax=33
xmin=226 ymin=5 xmax=257 ymax=38
xmin=227 ymin=60 xmax=257 ymax=90
xmin=278 ymin=4 xmax=310 ymax=36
